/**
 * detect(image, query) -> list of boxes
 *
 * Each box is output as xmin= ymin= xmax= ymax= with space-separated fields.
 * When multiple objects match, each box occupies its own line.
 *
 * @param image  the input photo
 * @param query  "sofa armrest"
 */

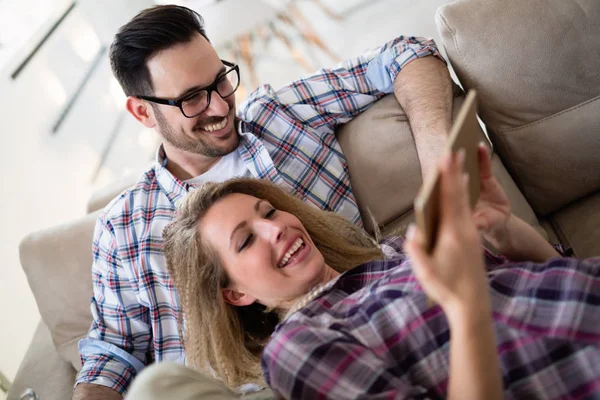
xmin=7 ymin=321 xmax=75 ymax=400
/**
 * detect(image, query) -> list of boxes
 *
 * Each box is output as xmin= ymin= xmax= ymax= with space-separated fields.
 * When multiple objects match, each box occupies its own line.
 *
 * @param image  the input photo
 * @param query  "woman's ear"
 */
xmin=222 ymin=288 xmax=257 ymax=306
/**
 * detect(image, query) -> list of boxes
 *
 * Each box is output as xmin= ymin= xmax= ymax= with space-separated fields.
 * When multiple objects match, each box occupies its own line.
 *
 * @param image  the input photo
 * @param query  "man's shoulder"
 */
xmin=99 ymin=166 xmax=173 ymax=225
xmin=238 ymin=84 xmax=281 ymax=119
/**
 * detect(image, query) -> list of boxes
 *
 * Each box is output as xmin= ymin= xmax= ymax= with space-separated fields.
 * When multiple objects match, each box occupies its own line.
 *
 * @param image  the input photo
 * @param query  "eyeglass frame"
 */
xmin=135 ymin=60 xmax=240 ymax=118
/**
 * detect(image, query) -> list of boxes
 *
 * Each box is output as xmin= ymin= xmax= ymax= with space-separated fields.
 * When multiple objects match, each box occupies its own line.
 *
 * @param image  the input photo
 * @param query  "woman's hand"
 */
xmin=405 ymin=150 xmax=503 ymax=400
xmin=471 ymin=143 xmax=511 ymax=250
xmin=405 ymin=150 xmax=490 ymax=316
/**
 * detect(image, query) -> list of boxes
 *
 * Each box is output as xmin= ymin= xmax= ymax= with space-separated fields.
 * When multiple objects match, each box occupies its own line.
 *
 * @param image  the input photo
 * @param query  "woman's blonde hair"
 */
xmin=163 ymin=178 xmax=383 ymax=389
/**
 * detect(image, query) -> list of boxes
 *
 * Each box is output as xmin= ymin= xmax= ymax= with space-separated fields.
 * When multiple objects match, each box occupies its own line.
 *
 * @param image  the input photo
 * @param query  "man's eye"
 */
xmin=185 ymin=92 xmax=202 ymax=104
xmin=239 ymin=234 xmax=254 ymax=252
xmin=265 ymin=209 xmax=276 ymax=219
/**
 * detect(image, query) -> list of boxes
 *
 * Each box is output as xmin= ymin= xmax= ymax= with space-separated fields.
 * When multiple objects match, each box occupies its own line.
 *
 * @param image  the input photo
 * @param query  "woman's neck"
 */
xmin=321 ymin=264 xmax=340 ymax=284
xmin=278 ymin=264 xmax=340 ymax=320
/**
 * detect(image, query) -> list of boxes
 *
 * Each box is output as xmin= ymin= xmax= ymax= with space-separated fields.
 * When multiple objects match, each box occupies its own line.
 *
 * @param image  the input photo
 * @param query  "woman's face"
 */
xmin=200 ymin=193 xmax=328 ymax=308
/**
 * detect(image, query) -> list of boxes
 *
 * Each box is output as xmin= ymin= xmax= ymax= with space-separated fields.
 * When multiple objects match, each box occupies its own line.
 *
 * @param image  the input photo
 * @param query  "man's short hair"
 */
xmin=109 ymin=5 xmax=209 ymax=97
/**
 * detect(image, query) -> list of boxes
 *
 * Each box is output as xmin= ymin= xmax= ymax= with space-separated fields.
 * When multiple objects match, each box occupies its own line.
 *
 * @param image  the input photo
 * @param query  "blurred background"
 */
xmin=0 ymin=0 xmax=450 ymax=395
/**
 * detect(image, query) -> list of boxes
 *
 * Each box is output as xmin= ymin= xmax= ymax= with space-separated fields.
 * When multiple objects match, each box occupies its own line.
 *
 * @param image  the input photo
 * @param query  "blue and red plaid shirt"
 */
xmin=76 ymin=35 xmax=444 ymax=394
xmin=262 ymin=236 xmax=600 ymax=399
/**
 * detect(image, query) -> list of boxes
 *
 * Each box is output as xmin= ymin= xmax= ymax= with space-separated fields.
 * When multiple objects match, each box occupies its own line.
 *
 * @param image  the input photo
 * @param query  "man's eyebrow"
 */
xmin=229 ymin=200 xmax=265 ymax=248
xmin=176 ymin=65 xmax=227 ymax=99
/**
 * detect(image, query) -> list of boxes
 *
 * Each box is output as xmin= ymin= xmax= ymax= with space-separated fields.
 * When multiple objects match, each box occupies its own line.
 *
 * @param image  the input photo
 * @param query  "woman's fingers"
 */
xmin=406 ymin=224 xmax=451 ymax=306
xmin=405 ymin=225 xmax=429 ymax=264
xmin=439 ymin=150 xmax=471 ymax=224
xmin=405 ymin=225 xmax=435 ymax=284
xmin=478 ymin=142 xmax=493 ymax=180
xmin=472 ymin=211 xmax=490 ymax=231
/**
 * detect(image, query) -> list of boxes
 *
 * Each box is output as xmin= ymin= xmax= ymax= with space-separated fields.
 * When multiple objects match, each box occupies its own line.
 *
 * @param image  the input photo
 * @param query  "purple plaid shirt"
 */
xmin=262 ymin=237 xmax=600 ymax=399
xmin=76 ymin=36 xmax=444 ymax=394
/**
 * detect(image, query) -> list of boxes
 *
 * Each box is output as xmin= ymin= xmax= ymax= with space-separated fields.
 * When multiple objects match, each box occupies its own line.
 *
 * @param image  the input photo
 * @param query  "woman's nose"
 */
xmin=256 ymin=219 xmax=286 ymax=243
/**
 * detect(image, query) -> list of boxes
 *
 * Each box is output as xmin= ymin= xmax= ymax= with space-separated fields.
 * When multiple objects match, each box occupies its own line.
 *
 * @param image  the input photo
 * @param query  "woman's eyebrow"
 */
xmin=229 ymin=221 xmax=247 ymax=248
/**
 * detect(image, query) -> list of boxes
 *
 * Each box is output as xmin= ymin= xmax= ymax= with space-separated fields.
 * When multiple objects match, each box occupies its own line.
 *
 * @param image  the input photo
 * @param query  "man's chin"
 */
xmin=200 ymin=128 xmax=240 ymax=156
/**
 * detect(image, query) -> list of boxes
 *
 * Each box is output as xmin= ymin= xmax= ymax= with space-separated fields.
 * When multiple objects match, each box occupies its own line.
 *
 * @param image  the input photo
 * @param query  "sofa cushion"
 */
xmin=490 ymin=97 xmax=600 ymax=215
xmin=7 ymin=321 xmax=76 ymax=400
xmin=336 ymin=94 xmax=422 ymax=234
xmin=336 ymin=93 xmax=544 ymax=239
xmin=19 ymin=211 xmax=99 ymax=371
xmin=436 ymin=0 xmax=600 ymax=215
xmin=377 ymin=153 xmax=546 ymax=241
xmin=550 ymin=193 xmax=600 ymax=258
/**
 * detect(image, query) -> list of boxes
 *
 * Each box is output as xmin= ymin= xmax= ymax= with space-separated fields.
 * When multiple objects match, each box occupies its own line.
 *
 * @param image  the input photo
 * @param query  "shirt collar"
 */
xmin=154 ymin=144 xmax=191 ymax=208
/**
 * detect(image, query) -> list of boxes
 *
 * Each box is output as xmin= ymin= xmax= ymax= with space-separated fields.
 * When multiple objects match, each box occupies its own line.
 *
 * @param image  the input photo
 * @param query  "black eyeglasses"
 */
xmin=136 ymin=60 xmax=240 ymax=118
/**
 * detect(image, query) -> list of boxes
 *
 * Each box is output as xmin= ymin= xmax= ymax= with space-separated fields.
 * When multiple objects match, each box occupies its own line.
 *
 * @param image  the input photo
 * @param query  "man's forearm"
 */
xmin=393 ymin=56 xmax=453 ymax=179
xmin=73 ymin=383 xmax=122 ymax=400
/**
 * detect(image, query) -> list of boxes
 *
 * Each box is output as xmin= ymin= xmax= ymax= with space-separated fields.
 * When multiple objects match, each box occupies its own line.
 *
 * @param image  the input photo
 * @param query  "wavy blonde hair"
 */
xmin=163 ymin=178 xmax=383 ymax=389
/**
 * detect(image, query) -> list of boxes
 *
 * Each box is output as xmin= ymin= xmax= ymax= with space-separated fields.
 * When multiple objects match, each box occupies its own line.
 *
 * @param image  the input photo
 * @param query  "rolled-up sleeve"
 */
xmin=240 ymin=35 xmax=445 ymax=138
xmin=367 ymin=36 xmax=446 ymax=94
xmin=76 ymin=339 xmax=145 ymax=393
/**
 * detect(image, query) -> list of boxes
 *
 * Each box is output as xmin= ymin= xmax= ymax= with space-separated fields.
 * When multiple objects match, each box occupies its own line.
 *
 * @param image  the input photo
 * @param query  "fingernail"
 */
xmin=479 ymin=141 xmax=487 ymax=149
xmin=406 ymin=223 xmax=416 ymax=240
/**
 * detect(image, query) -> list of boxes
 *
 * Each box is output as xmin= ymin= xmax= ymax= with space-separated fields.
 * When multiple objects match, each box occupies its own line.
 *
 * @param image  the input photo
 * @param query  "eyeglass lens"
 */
xmin=181 ymin=68 xmax=239 ymax=117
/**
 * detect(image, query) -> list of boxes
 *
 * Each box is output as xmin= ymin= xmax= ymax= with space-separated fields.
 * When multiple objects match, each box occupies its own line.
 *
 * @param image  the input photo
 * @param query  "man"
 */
xmin=74 ymin=4 xmax=453 ymax=399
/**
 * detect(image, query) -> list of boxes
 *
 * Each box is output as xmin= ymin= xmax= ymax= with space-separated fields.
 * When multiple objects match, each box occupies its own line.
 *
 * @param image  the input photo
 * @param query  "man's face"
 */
xmin=146 ymin=33 xmax=238 ymax=157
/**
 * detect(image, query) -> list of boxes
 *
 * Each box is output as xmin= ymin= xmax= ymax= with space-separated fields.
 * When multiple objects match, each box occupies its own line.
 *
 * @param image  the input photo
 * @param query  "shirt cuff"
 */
xmin=366 ymin=37 xmax=446 ymax=94
xmin=75 ymin=338 xmax=146 ymax=395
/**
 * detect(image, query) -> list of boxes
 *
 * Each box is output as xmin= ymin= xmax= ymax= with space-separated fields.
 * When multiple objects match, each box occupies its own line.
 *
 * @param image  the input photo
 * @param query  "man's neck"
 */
xmin=162 ymin=143 xmax=222 ymax=181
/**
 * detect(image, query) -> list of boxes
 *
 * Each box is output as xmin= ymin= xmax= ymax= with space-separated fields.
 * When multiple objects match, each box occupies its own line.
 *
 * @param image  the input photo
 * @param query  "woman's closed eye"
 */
xmin=238 ymin=234 xmax=254 ymax=252
xmin=238 ymin=208 xmax=278 ymax=252
xmin=265 ymin=208 xmax=276 ymax=219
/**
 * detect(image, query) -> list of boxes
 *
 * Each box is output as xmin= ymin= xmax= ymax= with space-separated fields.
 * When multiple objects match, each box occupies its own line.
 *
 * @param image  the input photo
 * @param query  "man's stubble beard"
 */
xmin=155 ymin=107 xmax=239 ymax=157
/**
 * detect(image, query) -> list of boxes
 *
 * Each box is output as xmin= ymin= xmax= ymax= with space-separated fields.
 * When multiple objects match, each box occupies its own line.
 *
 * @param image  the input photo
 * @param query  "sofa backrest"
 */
xmin=436 ymin=0 xmax=600 ymax=216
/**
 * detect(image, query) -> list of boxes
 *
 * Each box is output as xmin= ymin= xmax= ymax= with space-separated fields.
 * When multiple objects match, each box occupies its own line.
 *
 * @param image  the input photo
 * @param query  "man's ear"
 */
xmin=222 ymin=288 xmax=257 ymax=307
xmin=126 ymin=96 xmax=156 ymax=128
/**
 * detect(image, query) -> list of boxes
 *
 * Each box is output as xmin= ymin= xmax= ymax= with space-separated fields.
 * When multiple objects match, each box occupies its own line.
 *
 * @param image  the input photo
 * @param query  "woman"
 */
xmin=152 ymin=145 xmax=600 ymax=400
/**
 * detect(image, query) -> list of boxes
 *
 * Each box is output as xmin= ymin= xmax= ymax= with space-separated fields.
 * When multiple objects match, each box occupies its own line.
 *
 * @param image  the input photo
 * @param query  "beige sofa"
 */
xmin=9 ymin=0 xmax=599 ymax=398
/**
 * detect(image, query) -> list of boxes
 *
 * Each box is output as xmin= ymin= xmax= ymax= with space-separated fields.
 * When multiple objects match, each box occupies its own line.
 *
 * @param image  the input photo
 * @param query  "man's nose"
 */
xmin=204 ymin=91 xmax=230 ymax=116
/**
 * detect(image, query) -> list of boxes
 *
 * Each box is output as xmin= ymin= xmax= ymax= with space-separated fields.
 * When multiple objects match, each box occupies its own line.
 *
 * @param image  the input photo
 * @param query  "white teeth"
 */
xmin=279 ymin=238 xmax=304 ymax=267
xmin=202 ymin=116 xmax=227 ymax=132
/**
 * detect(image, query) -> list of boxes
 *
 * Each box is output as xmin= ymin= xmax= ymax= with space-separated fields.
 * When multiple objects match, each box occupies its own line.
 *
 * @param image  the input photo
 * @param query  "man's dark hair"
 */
xmin=109 ymin=5 xmax=209 ymax=97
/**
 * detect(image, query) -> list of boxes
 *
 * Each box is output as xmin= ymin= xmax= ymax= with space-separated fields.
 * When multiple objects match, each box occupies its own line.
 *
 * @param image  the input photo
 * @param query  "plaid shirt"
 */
xmin=262 ymin=237 xmax=600 ymax=400
xmin=76 ymin=35 xmax=444 ymax=394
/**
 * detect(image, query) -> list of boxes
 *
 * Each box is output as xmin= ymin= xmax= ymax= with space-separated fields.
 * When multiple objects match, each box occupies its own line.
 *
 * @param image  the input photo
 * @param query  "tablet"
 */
xmin=414 ymin=90 xmax=481 ymax=253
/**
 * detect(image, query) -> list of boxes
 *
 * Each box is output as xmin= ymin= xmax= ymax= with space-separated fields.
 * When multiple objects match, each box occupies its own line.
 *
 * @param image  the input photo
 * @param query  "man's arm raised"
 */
xmin=394 ymin=55 xmax=454 ymax=179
